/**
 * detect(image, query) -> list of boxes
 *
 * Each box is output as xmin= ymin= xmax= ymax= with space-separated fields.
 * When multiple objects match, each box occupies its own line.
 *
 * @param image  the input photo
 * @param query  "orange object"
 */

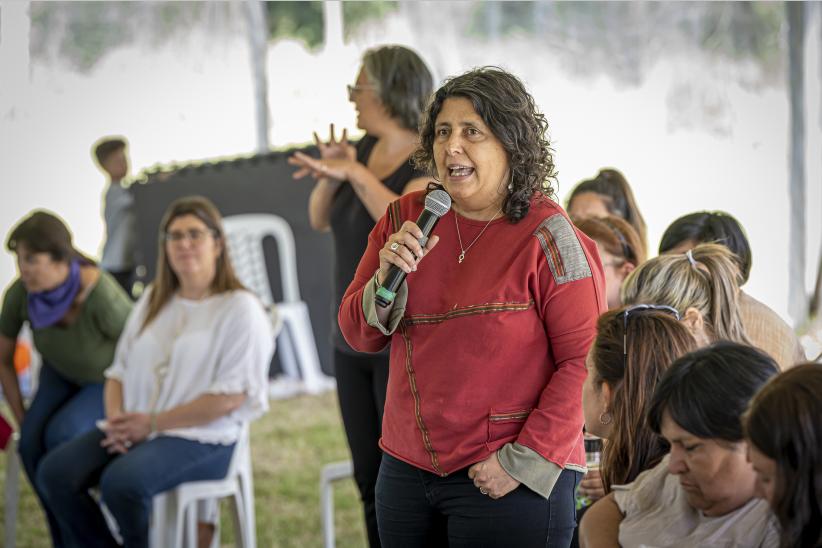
xmin=14 ymin=342 xmax=31 ymax=374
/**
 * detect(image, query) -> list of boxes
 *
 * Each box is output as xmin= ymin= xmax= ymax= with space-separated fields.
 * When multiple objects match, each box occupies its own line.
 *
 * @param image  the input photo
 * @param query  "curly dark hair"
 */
xmin=413 ymin=67 xmax=556 ymax=223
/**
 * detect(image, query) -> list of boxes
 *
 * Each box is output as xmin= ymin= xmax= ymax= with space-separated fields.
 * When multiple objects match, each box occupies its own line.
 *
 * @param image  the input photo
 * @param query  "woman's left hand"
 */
xmin=468 ymin=453 xmax=520 ymax=500
xmin=106 ymin=412 xmax=152 ymax=447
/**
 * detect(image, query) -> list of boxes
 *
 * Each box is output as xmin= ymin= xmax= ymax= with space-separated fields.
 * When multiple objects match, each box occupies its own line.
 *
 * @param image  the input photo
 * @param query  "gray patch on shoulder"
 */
xmin=533 ymin=214 xmax=592 ymax=284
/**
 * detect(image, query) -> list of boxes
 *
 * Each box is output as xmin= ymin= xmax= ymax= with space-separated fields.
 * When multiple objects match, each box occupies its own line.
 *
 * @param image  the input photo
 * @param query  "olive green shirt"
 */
xmin=0 ymin=272 xmax=132 ymax=384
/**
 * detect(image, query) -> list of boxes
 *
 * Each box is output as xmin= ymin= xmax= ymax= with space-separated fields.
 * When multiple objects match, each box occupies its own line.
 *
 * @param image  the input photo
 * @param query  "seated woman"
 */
xmin=578 ymin=305 xmax=697 ymax=505
xmin=745 ymin=362 xmax=822 ymax=547
xmin=566 ymin=168 xmax=648 ymax=258
xmin=580 ymin=342 xmax=780 ymax=548
xmin=574 ymin=216 xmax=645 ymax=310
xmin=0 ymin=210 xmax=132 ymax=545
xmin=659 ymin=210 xmax=804 ymax=369
xmin=621 ymin=242 xmax=749 ymax=348
xmin=36 ymin=196 xmax=274 ymax=547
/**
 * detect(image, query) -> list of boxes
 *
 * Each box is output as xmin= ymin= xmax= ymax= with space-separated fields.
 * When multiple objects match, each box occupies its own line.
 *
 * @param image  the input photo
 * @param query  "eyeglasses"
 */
xmin=619 ymin=304 xmax=681 ymax=368
xmin=347 ymin=84 xmax=377 ymax=100
xmin=164 ymin=228 xmax=216 ymax=244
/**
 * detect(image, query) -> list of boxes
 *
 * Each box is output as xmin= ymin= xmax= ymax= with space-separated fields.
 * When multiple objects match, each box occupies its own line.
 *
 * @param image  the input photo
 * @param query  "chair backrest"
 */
xmin=222 ymin=214 xmax=301 ymax=306
xmin=225 ymin=421 xmax=251 ymax=480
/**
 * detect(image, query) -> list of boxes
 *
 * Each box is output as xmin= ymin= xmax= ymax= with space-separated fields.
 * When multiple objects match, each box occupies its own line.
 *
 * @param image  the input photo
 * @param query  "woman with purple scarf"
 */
xmin=0 ymin=210 xmax=132 ymax=546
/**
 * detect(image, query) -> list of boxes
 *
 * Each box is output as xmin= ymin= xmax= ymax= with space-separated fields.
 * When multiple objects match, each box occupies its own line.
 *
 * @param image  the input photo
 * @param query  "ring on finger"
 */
xmin=123 ymin=440 xmax=133 ymax=448
xmin=389 ymin=242 xmax=400 ymax=252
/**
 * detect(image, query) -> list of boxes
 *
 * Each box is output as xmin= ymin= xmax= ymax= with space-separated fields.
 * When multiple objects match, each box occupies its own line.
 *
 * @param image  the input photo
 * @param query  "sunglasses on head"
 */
xmin=618 ymin=304 xmax=681 ymax=366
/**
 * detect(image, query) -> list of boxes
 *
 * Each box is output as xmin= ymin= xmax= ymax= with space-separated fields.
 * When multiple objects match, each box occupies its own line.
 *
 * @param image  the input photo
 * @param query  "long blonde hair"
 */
xmin=142 ymin=196 xmax=245 ymax=331
xmin=620 ymin=243 xmax=750 ymax=344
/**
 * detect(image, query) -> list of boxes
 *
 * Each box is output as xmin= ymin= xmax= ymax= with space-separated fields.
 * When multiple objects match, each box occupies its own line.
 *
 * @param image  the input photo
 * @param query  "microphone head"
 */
xmin=424 ymin=189 xmax=452 ymax=218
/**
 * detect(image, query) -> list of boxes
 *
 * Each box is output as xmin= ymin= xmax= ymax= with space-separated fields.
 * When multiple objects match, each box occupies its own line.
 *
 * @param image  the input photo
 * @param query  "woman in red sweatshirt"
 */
xmin=339 ymin=67 xmax=606 ymax=548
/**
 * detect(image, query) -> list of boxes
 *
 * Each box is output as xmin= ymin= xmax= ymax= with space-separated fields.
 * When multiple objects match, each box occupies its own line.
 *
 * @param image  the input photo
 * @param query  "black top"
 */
xmin=329 ymin=135 xmax=425 ymax=354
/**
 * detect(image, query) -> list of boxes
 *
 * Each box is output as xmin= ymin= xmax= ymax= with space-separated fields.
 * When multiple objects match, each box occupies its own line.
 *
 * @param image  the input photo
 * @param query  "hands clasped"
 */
xmin=99 ymin=413 xmax=152 ymax=454
xmin=289 ymin=123 xmax=357 ymax=182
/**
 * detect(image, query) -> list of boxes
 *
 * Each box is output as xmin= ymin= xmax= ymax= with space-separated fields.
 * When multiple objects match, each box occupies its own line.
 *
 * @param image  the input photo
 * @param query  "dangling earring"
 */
xmin=599 ymin=412 xmax=613 ymax=425
xmin=507 ymin=171 xmax=514 ymax=193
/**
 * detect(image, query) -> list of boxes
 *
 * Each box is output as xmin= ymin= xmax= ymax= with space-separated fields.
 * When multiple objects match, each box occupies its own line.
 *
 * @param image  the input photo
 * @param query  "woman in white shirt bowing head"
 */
xmin=37 ymin=196 xmax=274 ymax=548
xmin=579 ymin=342 xmax=781 ymax=548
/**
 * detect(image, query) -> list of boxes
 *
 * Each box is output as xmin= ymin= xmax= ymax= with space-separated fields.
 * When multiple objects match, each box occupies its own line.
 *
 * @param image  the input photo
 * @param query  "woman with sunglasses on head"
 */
xmin=580 ymin=342 xmax=780 ymax=548
xmin=36 ymin=196 xmax=274 ymax=548
xmin=659 ymin=211 xmax=804 ymax=369
xmin=621 ymin=242 xmax=750 ymax=349
xmin=577 ymin=305 xmax=697 ymax=508
xmin=0 ymin=210 xmax=133 ymax=546
xmin=574 ymin=216 xmax=645 ymax=310
xmin=745 ymin=362 xmax=822 ymax=548
xmin=288 ymin=45 xmax=433 ymax=548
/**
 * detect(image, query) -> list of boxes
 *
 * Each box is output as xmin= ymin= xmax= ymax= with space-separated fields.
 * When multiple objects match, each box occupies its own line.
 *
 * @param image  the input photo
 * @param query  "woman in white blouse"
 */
xmin=579 ymin=342 xmax=780 ymax=548
xmin=37 ymin=196 xmax=274 ymax=548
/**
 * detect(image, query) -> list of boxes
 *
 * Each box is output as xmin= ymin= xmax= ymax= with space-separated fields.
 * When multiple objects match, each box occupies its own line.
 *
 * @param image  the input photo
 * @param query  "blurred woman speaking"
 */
xmin=339 ymin=67 xmax=605 ymax=547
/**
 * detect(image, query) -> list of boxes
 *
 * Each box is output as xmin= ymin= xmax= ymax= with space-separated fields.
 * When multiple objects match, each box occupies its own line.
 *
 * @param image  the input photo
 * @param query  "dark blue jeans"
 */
xmin=37 ymin=428 xmax=235 ymax=548
xmin=376 ymin=453 xmax=582 ymax=548
xmin=18 ymin=363 xmax=104 ymax=547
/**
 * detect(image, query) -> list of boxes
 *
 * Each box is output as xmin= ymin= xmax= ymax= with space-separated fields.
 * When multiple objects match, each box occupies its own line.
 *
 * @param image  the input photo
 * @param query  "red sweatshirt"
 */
xmin=339 ymin=192 xmax=606 ymax=475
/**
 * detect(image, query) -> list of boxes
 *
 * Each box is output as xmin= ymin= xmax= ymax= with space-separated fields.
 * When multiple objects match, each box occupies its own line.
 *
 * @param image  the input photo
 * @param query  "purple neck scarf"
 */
xmin=28 ymin=259 xmax=82 ymax=329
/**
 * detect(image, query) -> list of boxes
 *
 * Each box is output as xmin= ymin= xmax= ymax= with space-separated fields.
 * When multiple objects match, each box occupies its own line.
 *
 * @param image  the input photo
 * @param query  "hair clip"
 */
xmin=686 ymin=249 xmax=697 ymax=267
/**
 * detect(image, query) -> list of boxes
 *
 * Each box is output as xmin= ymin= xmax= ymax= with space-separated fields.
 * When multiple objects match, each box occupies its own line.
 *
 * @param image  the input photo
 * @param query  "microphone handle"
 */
xmin=375 ymin=209 xmax=440 ymax=308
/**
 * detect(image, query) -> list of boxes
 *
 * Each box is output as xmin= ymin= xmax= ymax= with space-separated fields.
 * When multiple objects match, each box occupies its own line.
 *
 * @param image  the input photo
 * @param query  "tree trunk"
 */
xmin=244 ymin=0 xmax=269 ymax=152
xmin=787 ymin=1 xmax=806 ymax=326
xmin=0 ymin=1 xmax=32 ymax=117
xmin=323 ymin=1 xmax=344 ymax=51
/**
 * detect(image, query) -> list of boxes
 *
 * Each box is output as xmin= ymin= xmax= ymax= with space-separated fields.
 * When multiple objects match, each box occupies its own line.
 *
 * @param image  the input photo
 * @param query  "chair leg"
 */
xmin=276 ymin=323 xmax=300 ymax=380
xmin=185 ymin=501 xmax=198 ymax=548
xmin=4 ymin=435 xmax=20 ymax=548
xmin=240 ymin=470 xmax=257 ymax=548
xmin=289 ymin=304 xmax=327 ymax=394
xmin=320 ymin=472 xmax=335 ymax=548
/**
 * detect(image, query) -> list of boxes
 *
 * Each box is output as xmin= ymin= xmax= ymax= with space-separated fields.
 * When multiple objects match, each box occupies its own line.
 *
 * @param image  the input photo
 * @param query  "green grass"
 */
xmin=0 ymin=391 xmax=368 ymax=547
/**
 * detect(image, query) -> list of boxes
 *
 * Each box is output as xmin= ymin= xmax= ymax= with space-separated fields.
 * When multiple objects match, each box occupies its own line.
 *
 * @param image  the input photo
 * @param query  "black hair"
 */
xmin=648 ymin=341 xmax=779 ymax=441
xmin=6 ymin=210 xmax=91 ymax=264
xmin=659 ymin=211 xmax=752 ymax=285
xmin=745 ymin=363 xmax=822 ymax=548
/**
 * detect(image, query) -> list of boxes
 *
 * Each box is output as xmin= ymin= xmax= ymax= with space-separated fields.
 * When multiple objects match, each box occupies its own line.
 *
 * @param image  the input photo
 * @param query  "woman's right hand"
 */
xmin=377 ymin=221 xmax=440 ymax=285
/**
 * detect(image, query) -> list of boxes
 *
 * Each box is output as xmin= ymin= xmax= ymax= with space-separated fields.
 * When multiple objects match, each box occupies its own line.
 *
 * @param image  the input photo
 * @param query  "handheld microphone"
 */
xmin=376 ymin=189 xmax=452 ymax=308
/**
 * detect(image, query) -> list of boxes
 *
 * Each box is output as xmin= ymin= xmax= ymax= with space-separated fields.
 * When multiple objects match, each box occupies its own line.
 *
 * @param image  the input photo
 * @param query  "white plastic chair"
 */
xmin=4 ymin=432 xmax=20 ymax=548
xmin=222 ymin=214 xmax=334 ymax=397
xmin=150 ymin=423 xmax=255 ymax=548
xmin=319 ymin=459 xmax=354 ymax=548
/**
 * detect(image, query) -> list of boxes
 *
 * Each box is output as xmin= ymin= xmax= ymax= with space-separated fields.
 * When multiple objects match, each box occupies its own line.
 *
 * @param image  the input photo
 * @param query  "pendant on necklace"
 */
xmin=458 ymin=251 xmax=465 ymax=264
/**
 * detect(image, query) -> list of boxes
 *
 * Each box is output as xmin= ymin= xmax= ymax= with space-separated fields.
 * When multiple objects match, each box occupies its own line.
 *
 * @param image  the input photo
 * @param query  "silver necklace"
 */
xmin=454 ymin=209 xmax=501 ymax=264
